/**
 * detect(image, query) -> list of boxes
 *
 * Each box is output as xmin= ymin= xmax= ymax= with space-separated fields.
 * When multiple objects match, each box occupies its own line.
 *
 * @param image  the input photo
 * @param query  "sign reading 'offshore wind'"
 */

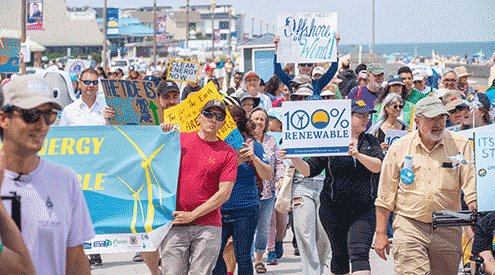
xmin=277 ymin=12 xmax=338 ymax=63
xmin=282 ymin=99 xmax=351 ymax=157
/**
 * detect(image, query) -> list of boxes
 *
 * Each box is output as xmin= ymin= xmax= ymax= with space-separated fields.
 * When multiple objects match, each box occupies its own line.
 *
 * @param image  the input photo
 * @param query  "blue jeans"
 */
xmin=213 ymin=205 xmax=259 ymax=275
xmin=254 ymin=192 xmax=276 ymax=254
xmin=292 ymin=177 xmax=330 ymax=275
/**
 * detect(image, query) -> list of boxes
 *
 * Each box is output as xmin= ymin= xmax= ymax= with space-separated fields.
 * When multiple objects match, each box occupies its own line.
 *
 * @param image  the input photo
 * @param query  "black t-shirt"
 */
xmin=307 ymin=133 xmax=384 ymax=206
xmin=472 ymin=211 xmax=495 ymax=255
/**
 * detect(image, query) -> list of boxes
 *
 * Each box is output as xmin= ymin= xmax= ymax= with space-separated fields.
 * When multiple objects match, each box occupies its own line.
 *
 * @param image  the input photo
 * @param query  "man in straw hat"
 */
xmin=454 ymin=66 xmax=475 ymax=97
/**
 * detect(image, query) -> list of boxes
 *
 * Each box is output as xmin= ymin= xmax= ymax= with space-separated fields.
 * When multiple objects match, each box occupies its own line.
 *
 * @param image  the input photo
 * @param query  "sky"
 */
xmin=65 ymin=0 xmax=495 ymax=44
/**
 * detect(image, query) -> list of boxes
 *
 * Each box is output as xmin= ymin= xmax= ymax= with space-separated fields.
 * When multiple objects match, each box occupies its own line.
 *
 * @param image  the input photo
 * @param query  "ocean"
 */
xmin=339 ymin=41 xmax=495 ymax=58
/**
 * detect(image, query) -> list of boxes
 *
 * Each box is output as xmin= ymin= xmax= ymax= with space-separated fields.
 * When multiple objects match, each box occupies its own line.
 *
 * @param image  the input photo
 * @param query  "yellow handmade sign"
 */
xmin=163 ymin=81 xmax=244 ymax=150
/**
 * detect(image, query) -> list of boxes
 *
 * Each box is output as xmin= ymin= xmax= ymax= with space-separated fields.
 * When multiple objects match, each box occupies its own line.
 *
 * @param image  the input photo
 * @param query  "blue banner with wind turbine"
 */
xmin=43 ymin=125 xmax=180 ymax=254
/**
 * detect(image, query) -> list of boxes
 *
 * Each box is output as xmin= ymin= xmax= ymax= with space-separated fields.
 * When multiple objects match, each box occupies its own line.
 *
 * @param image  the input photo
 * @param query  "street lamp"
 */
xmin=251 ymin=15 xmax=254 ymax=38
xmin=266 ymin=21 xmax=269 ymax=34
xmin=153 ymin=0 xmax=157 ymax=64
xmin=186 ymin=0 xmax=190 ymax=48
xmin=272 ymin=23 xmax=274 ymax=34
xmin=241 ymin=11 xmax=245 ymax=41
xmin=210 ymin=0 xmax=215 ymax=59
xmin=259 ymin=18 xmax=262 ymax=36
xmin=228 ymin=6 xmax=233 ymax=58
xmin=102 ymin=0 xmax=107 ymax=69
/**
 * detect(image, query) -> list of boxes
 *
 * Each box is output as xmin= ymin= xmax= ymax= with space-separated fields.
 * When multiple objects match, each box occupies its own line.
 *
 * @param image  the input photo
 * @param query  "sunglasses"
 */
xmin=82 ymin=80 xmax=99 ymax=85
xmin=448 ymin=105 xmax=467 ymax=115
xmin=322 ymin=96 xmax=333 ymax=100
xmin=11 ymin=106 xmax=58 ymax=125
xmin=299 ymin=63 xmax=313 ymax=67
xmin=202 ymin=110 xmax=226 ymax=122
xmin=392 ymin=104 xmax=404 ymax=110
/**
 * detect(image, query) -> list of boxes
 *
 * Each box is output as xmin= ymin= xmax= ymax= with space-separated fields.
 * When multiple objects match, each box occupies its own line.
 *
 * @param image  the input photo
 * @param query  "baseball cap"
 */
xmin=2 ymin=75 xmax=62 ymax=110
xmin=238 ymin=92 xmax=261 ymax=107
xmin=321 ymin=89 xmax=335 ymax=97
xmin=312 ymin=67 xmax=325 ymax=77
xmin=201 ymin=99 xmax=227 ymax=114
xmin=267 ymin=107 xmax=283 ymax=123
xmin=357 ymin=70 xmax=367 ymax=80
xmin=367 ymin=63 xmax=384 ymax=75
xmin=454 ymin=66 xmax=473 ymax=78
xmin=434 ymin=88 xmax=450 ymax=99
xmin=387 ymin=75 xmax=404 ymax=86
xmin=223 ymin=95 xmax=240 ymax=107
xmin=156 ymin=80 xmax=180 ymax=96
xmin=442 ymin=90 xmax=466 ymax=112
xmin=415 ymin=96 xmax=449 ymax=118
xmin=413 ymin=69 xmax=427 ymax=82
xmin=290 ymin=84 xmax=313 ymax=100
xmin=289 ymin=74 xmax=312 ymax=87
xmin=351 ymin=99 xmax=376 ymax=113
xmin=205 ymin=65 xmax=215 ymax=71
xmin=244 ymin=71 xmax=259 ymax=80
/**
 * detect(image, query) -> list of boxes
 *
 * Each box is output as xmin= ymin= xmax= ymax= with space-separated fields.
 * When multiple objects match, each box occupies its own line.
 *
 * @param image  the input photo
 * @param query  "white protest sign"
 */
xmin=65 ymin=59 xmax=91 ymax=76
xmin=282 ymin=99 xmax=351 ymax=157
xmin=167 ymin=59 xmax=200 ymax=83
xmin=277 ymin=12 xmax=338 ymax=64
xmin=385 ymin=129 xmax=408 ymax=146
xmin=446 ymin=124 xmax=462 ymax=132
xmin=474 ymin=130 xmax=495 ymax=211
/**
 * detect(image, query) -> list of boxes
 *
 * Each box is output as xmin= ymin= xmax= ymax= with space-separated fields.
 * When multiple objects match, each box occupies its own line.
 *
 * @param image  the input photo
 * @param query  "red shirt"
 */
xmin=176 ymin=131 xmax=238 ymax=227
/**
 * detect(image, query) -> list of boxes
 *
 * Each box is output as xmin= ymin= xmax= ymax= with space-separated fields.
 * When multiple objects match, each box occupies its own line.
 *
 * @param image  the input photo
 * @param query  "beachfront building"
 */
xmin=1 ymin=0 xmax=104 ymax=56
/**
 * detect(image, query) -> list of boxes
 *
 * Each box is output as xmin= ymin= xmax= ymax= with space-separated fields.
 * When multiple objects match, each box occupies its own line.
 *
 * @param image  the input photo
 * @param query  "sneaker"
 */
xmin=267 ymin=251 xmax=278 ymax=265
xmin=133 ymin=252 xmax=143 ymax=262
xmin=89 ymin=254 xmax=102 ymax=266
xmin=275 ymin=241 xmax=284 ymax=259
xmin=294 ymin=247 xmax=300 ymax=256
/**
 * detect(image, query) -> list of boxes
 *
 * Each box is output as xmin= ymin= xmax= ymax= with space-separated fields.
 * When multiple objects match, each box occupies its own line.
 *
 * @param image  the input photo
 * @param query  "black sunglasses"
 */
xmin=299 ymin=63 xmax=313 ymax=67
xmin=322 ymin=96 xmax=333 ymax=100
xmin=202 ymin=110 xmax=226 ymax=122
xmin=11 ymin=106 xmax=58 ymax=125
xmin=392 ymin=104 xmax=404 ymax=110
xmin=82 ymin=80 xmax=99 ymax=85
xmin=448 ymin=105 xmax=467 ymax=115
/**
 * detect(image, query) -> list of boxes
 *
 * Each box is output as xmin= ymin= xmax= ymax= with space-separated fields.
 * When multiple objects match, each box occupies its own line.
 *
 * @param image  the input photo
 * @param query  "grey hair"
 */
xmin=379 ymin=93 xmax=404 ymax=119
xmin=442 ymin=68 xmax=459 ymax=82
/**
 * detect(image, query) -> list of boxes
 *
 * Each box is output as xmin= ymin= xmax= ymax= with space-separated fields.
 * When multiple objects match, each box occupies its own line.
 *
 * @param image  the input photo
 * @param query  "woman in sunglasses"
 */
xmin=212 ymin=105 xmax=272 ymax=275
xmin=368 ymin=93 xmax=409 ymax=152
xmin=372 ymin=74 xmax=414 ymax=127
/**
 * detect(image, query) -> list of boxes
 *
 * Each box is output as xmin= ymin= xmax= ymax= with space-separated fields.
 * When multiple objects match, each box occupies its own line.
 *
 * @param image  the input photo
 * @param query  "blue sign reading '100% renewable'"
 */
xmin=282 ymin=100 xmax=351 ymax=157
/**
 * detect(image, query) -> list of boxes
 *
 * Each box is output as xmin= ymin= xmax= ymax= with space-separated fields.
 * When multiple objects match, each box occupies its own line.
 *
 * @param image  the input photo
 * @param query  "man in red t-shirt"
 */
xmin=159 ymin=99 xmax=238 ymax=275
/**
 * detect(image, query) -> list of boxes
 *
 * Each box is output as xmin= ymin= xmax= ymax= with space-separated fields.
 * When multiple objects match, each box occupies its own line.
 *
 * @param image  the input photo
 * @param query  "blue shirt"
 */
xmin=273 ymin=54 xmax=338 ymax=96
xmin=221 ymin=141 xmax=269 ymax=211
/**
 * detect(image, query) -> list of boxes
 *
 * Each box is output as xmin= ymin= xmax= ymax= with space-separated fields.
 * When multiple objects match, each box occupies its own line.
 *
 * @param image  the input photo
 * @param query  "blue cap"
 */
xmin=351 ymin=99 xmax=377 ymax=113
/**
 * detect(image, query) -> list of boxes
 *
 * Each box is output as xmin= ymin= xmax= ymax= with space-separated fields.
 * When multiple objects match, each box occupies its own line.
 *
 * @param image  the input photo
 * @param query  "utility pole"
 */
xmin=251 ymin=15 xmax=254 ymax=38
xmin=186 ymin=0 xmax=190 ymax=48
xmin=210 ymin=0 xmax=215 ymax=59
xmin=259 ymin=18 xmax=262 ymax=36
xmin=372 ymin=0 xmax=375 ymax=63
xmin=227 ymin=6 xmax=233 ymax=58
xmin=102 ymin=0 xmax=107 ymax=69
xmin=153 ymin=0 xmax=157 ymax=64
xmin=21 ymin=0 xmax=27 ymax=43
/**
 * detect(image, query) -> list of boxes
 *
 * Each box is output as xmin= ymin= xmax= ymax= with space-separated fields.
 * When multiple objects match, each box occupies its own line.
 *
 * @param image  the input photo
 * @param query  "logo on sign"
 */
xmin=311 ymin=109 xmax=330 ymax=129
xmin=83 ymin=242 xmax=92 ymax=249
xmin=129 ymin=236 xmax=138 ymax=245
xmin=290 ymin=110 xmax=310 ymax=130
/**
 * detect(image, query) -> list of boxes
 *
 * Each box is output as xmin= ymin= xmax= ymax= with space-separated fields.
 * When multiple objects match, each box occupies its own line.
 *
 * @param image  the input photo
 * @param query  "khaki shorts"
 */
xmin=392 ymin=214 xmax=462 ymax=275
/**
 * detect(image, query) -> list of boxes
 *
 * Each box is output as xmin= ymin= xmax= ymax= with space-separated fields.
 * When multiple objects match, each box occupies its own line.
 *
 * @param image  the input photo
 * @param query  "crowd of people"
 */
xmin=0 ymin=33 xmax=495 ymax=275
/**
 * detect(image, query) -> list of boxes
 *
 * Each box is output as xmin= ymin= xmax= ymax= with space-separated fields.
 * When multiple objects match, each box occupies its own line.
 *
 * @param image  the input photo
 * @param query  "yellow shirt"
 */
xmin=375 ymin=130 xmax=476 ymax=223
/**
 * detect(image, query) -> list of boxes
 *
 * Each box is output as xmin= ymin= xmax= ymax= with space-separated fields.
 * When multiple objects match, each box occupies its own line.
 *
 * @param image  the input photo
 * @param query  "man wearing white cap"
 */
xmin=413 ymin=69 xmax=435 ymax=96
xmin=454 ymin=66 xmax=475 ymax=97
xmin=374 ymin=96 xmax=477 ymax=274
xmin=0 ymin=75 xmax=94 ymax=275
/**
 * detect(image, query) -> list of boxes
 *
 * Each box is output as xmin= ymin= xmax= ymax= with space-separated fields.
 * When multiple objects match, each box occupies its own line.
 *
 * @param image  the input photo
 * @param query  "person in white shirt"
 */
xmin=412 ymin=69 xmax=435 ymax=96
xmin=0 ymin=75 xmax=94 ymax=275
xmin=59 ymin=68 xmax=114 ymax=126
xmin=232 ymin=71 xmax=272 ymax=111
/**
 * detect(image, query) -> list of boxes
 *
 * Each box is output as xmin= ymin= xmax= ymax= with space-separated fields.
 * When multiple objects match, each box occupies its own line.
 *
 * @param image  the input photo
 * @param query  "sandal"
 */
xmin=255 ymin=262 xmax=267 ymax=274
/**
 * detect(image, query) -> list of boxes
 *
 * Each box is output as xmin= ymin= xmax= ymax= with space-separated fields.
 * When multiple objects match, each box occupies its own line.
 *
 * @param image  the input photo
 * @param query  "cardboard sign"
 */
xmin=0 ymin=29 xmax=21 ymax=73
xmin=282 ymin=99 xmax=352 ymax=157
xmin=385 ymin=129 xmax=408 ymax=146
xmin=277 ymin=12 xmax=338 ymax=63
xmin=65 ymin=59 xmax=92 ymax=76
xmin=163 ymin=81 xmax=244 ymax=150
xmin=101 ymin=80 xmax=161 ymax=125
xmin=166 ymin=59 xmax=200 ymax=83
xmin=474 ymin=130 xmax=495 ymax=211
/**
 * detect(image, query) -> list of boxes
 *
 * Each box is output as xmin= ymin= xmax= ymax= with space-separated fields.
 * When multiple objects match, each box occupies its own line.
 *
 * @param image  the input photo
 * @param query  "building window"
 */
xmin=219 ymin=21 xmax=229 ymax=30
xmin=188 ymin=23 xmax=196 ymax=31
xmin=221 ymin=33 xmax=227 ymax=40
